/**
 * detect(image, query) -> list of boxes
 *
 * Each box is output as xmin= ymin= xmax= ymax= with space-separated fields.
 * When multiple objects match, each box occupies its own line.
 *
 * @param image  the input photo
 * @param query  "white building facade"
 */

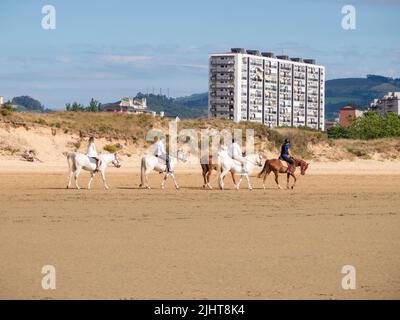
xmin=370 ymin=92 xmax=400 ymax=115
xmin=209 ymin=48 xmax=325 ymax=130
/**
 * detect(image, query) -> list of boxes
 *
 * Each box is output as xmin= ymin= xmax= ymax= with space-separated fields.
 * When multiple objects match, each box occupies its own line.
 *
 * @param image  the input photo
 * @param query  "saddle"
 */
xmin=279 ymin=159 xmax=288 ymax=168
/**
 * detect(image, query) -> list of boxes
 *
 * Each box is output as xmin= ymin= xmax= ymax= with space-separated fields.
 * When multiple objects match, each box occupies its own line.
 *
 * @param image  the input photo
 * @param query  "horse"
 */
xmin=218 ymin=150 xmax=263 ymax=190
xmin=139 ymin=150 xmax=187 ymax=189
xmin=66 ymin=152 xmax=121 ymax=190
xmin=257 ymin=158 xmax=309 ymax=189
xmin=200 ymin=154 xmax=237 ymax=189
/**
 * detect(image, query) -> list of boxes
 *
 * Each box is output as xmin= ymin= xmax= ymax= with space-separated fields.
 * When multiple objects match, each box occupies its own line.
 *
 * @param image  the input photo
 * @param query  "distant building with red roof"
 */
xmin=339 ymin=106 xmax=365 ymax=128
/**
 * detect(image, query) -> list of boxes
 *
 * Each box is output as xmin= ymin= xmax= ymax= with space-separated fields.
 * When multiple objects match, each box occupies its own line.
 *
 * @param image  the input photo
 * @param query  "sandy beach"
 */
xmin=0 ymin=162 xmax=399 ymax=299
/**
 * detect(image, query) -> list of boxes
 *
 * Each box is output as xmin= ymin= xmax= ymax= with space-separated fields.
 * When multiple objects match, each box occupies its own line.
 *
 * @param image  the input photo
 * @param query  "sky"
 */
xmin=0 ymin=0 xmax=399 ymax=109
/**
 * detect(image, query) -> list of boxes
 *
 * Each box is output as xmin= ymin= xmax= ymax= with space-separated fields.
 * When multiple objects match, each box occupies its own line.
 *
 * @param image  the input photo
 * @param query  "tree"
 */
xmin=65 ymin=102 xmax=85 ymax=112
xmin=86 ymin=98 xmax=101 ymax=112
xmin=1 ymin=103 xmax=16 ymax=116
xmin=11 ymin=96 xmax=44 ymax=111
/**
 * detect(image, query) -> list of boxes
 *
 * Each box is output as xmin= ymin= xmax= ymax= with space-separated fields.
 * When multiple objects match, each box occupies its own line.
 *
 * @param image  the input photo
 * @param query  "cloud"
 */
xmin=100 ymin=55 xmax=153 ymax=64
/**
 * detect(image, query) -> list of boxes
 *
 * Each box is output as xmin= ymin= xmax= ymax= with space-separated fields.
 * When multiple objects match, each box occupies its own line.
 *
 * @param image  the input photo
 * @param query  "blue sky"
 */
xmin=0 ymin=0 xmax=399 ymax=109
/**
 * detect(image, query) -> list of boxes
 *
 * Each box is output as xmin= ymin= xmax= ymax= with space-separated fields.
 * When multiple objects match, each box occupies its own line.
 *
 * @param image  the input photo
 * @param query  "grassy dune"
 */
xmin=1 ymin=111 xmax=400 ymax=161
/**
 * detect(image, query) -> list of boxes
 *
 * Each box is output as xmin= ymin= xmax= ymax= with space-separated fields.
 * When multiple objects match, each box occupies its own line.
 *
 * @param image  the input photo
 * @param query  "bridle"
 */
xmin=112 ymin=154 xmax=121 ymax=168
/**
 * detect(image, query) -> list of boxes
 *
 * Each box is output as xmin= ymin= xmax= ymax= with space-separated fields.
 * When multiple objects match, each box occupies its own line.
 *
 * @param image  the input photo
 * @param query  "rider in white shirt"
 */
xmin=87 ymin=137 xmax=100 ymax=171
xmin=228 ymin=138 xmax=247 ymax=172
xmin=154 ymin=136 xmax=171 ymax=172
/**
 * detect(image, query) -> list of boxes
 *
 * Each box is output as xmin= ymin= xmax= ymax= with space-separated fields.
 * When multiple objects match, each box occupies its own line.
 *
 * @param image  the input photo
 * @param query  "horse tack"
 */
xmin=279 ymin=160 xmax=288 ymax=168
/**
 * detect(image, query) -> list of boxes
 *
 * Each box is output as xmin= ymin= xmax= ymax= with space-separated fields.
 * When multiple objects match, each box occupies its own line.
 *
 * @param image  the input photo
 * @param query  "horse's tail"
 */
xmin=66 ymin=152 xmax=77 ymax=172
xmin=140 ymin=156 xmax=146 ymax=187
xmin=257 ymin=160 xmax=269 ymax=178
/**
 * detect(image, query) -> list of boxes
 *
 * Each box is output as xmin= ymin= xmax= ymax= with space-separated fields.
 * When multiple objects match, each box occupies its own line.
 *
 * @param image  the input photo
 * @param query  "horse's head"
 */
xmin=177 ymin=149 xmax=187 ymax=163
xmin=112 ymin=153 xmax=121 ymax=168
xmin=255 ymin=153 xmax=263 ymax=167
xmin=299 ymin=160 xmax=309 ymax=175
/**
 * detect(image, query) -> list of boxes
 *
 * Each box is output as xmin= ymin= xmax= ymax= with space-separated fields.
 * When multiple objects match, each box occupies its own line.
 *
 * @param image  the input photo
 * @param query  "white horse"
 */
xmin=66 ymin=152 xmax=121 ymax=190
xmin=218 ymin=150 xmax=263 ymax=190
xmin=139 ymin=150 xmax=187 ymax=189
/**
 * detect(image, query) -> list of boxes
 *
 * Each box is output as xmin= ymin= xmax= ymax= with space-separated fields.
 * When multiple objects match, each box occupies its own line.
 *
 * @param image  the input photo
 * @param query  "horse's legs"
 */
xmin=88 ymin=172 xmax=95 ymax=189
xmin=100 ymin=170 xmax=109 ymax=190
xmin=262 ymin=170 xmax=271 ymax=190
xmin=206 ymin=170 xmax=213 ymax=189
xmin=74 ymin=168 xmax=81 ymax=189
xmin=161 ymin=172 xmax=169 ymax=189
xmin=67 ymin=171 xmax=73 ymax=189
xmin=219 ymin=170 xmax=228 ymax=190
xmin=231 ymin=171 xmax=237 ymax=186
xmin=143 ymin=169 xmax=151 ymax=189
xmin=171 ymin=173 xmax=179 ymax=190
xmin=202 ymin=167 xmax=207 ymax=188
xmin=245 ymin=174 xmax=253 ymax=190
xmin=290 ymin=173 xmax=297 ymax=189
xmin=236 ymin=174 xmax=243 ymax=190
xmin=274 ymin=171 xmax=282 ymax=189
xmin=286 ymin=173 xmax=290 ymax=189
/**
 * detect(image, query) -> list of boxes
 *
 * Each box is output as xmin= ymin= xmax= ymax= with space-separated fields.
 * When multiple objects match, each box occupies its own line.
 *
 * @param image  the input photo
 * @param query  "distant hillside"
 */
xmin=325 ymin=75 xmax=400 ymax=120
xmin=170 ymin=75 xmax=400 ymax=121
xmin=134 ymin=92 xmax=208 ymax=119
xmin=11 ymin=96 xmax=44 ymax=112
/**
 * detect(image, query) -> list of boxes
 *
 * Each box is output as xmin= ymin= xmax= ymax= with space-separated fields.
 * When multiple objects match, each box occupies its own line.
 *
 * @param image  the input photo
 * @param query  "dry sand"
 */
xmin=0 ymin=163 xmax=399 ymax=299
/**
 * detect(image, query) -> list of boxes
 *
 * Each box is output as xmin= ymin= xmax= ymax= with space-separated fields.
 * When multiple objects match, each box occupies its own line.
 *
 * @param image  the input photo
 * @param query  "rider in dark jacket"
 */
xmin=280 ymin=138 xmax=294 ymax=173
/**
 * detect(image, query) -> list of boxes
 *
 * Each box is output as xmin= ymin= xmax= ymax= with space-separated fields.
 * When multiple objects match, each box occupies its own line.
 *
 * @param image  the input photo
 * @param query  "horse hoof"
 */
xmin=146 ymin=186 xmax=151 ymax=189
xmin=249 ymin=188 xmax=253 ymax=191
xmin=176 ymin=186 xmax=180 ymax=190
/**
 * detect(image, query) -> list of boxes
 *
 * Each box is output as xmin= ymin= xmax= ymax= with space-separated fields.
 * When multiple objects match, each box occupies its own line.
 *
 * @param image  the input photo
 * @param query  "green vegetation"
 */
xmin=11 ymin=96 xmax=44 ymax=112
xmin=65 ymin=98 xmax=102 ymax=112
xmin=328 ymin=112 xmax=400 ymax=139
xmin=135 ymin=92 xmax=208 ymax=118
xmin=325 ymin=75 xmax=400 ymax=120
xmin=103 ymin=144 xmax=122 ymax=153
xmin=0 ymin=103 xmax=16 ymax=116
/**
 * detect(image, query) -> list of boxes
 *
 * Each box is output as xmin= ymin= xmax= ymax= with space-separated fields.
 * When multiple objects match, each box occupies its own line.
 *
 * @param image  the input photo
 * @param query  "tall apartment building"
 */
xmin=209 ymin=48 xmax=325 ymax=130
xmin=370 ymin=92 xmax=400 ymax=115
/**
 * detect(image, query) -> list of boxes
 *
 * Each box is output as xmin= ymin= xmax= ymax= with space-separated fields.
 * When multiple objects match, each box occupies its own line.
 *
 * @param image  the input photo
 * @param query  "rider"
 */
xmin=279 ymin=138 xmax=294 ymax=174
xmin=228 ymin=138 xmax=247 ymax=173
xmin=154 ymin=136 xmax=171 ymax=173
xmin=87 ymin=136 xmax=101 ymax=172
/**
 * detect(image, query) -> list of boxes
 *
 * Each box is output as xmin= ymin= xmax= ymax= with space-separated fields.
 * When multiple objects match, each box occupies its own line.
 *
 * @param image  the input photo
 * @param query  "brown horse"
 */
xmin=201 ymin=154 xmax=236 ymax=189
xmin=257 ymin=158 xmax=309 ymax=189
